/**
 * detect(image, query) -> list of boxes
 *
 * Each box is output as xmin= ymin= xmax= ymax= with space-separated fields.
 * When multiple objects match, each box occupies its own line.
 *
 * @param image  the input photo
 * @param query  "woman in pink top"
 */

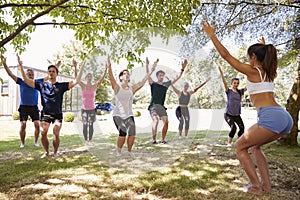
xmin=74 ymin=59 xmax=107 ymax=145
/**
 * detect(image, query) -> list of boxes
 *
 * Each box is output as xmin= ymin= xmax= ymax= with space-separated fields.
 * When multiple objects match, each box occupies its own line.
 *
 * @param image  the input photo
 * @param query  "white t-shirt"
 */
xmin=112 ymin=85 xmax=133 ymax=119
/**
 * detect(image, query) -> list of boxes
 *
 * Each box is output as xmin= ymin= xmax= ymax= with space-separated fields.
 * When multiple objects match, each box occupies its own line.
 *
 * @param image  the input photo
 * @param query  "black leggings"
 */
xmin=113 ymin=116 xmax=136 ymax=136
xmin=224 ymin=113 xmax=244 ymax=138
xmin=176 ymin=106 xmax=190 ymax=131
xmin=81 ymin=109 xmax=96 ymax=141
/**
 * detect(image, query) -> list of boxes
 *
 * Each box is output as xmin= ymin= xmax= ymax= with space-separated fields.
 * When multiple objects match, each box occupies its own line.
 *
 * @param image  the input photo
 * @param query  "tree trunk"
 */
xmin=281 ymin=59 xmax=300 ymax=146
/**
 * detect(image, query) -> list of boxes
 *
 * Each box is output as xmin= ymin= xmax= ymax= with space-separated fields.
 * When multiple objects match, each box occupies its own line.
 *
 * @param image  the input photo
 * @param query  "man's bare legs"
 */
xmin=53 ymin=122 xmax=62 ymax=156
xmin=235 ymin=124 xmax=283 ymax=195
xmin=151 ymin=116 xmax=159 ymax=142
xmin=40 ymin=121 xmax=50 ymax=157
xmin=161 ymin=116 xmax=168 ymax=142
xmin=33 ymin=120 xmax=40 ymax=146
xmin=19 ymin=121 xmax=27 ymax=147
xmin=19 ymin=120 xmax=40 ymax=147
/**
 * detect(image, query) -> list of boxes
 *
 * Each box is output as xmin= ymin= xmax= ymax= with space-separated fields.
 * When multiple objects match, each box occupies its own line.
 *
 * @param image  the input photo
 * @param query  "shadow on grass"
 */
xmin=0 ymin=132 xmax=299 ymax=200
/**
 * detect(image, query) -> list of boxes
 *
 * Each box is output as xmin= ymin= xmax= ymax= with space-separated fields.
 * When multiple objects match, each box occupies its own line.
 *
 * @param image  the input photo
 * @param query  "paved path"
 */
xmin=0 ymin=108 xmax=258 ymax=139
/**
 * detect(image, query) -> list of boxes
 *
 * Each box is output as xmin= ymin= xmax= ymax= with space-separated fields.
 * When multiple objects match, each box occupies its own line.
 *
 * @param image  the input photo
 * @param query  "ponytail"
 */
xmin=262 ymin=44 xmax=277 ymax=81
xmin=247 ymin=43 xmax=278 ymax=82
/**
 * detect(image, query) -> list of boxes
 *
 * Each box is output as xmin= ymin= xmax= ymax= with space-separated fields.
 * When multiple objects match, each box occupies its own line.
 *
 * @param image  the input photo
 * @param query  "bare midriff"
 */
xmin=179 ymin=104 xmax=188 ymax=107
xmin=250 ymin=92 xmax=280 ymax=110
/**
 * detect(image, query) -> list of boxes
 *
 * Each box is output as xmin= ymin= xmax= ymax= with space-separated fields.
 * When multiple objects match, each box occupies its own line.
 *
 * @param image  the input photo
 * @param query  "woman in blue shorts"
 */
xmin=203 ymin=22 xmax=293 ymax=195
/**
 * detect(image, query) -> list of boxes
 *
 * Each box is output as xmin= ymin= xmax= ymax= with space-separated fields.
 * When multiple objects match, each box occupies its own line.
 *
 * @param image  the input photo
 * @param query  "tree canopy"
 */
xmin=1 ymin=1 xmax=299 ymax=65
xmin=181 ymin=1 xmax=299 ymax=59
xmin=0 ymin=0 xmax=199 ymax=64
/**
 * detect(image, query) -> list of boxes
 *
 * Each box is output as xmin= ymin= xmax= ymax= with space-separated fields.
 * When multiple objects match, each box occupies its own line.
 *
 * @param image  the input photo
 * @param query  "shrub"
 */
xmin=96 ymin=110 xmax=105 ymax=115
xmin=12 ymin=111 xmax=20 ymax=120
xmin=63 ymin=112 xmax=75 ymax=122
xmin=134 ymin=110 xmax=141 ymax=117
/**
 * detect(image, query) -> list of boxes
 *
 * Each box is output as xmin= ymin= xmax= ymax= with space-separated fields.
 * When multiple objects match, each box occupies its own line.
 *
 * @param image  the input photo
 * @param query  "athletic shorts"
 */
xmin=257 ymin=106 xmax=293 ymax=134
xmin=18 ymin=105 xmax=39 ymax=121
xmin=41 ymin=112 xmax=63 ymax=124
xmin=149 ymin=104 xmax=168 ymax=118
xmin=113 ymin=116 xmax=136 ymax=136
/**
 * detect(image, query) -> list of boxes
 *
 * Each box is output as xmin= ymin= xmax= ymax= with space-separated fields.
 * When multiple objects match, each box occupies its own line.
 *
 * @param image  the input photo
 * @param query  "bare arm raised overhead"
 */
xmin=68 ymin=61 xmax=85 ymax=89
xmin=72 ymin=59 xmax=85 ymax=88
xmin=218 ymin=66 xmax=229 ymax=92
xmin=1 ymin=55 xmax=17 ymax=82
xmin=202 ymin=21 xmax=256 ymax=78
xmin=132 ymin=59 xmax=158 ymax=94
xmin=18 ymin=55 xmax=35 ymax=88
xmin=107 ymin=55 xmax=120 ymax=94
xmin=171 ymin=59 xmax=187 ymax=85
xmin=190 ymin=77 xmax=211 ymax=95
xmin=145 ymin=57 xmax=154 ymax=85
xmin=171 ymin=83 xmax=181 ymax=96
xmin=95 ymin=65 xmax=108 ymax=89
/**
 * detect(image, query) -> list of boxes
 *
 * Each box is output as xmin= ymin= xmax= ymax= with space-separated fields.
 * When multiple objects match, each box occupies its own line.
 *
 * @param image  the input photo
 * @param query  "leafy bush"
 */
xmin=96 ymin=110 xmax=105 ymax=115
xmin=134 ymin=110 xmax=141 ymax=117
xmin=12 ymin=111 xmax=20 ymax=120
xmin=63 ymin=112 xmax=75 ymax=122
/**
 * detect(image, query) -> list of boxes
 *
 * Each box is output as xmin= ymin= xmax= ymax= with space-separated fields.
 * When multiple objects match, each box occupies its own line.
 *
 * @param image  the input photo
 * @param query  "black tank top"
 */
xmin=179 ymin=92 xmax=190 ymax=105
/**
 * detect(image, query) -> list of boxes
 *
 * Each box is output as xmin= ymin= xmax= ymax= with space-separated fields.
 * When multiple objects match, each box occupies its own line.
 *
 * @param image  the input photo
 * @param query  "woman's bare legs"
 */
xmin=250 ymin=132 xmax=283 ymax=193
xmin=235 ymin=124 xmax=282 ymax=195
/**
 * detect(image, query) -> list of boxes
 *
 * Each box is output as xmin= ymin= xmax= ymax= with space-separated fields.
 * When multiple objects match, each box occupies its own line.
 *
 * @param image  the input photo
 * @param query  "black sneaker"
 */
xmin=152 ymin=140 xmax=157 ymax=144
xmin=161 ymin=140 xmax=167 ymax=144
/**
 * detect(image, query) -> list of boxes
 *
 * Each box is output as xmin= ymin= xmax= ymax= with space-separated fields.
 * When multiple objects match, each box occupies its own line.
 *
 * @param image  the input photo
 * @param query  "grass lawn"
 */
xmin=0 ymin=130 xmax=299 ymax=200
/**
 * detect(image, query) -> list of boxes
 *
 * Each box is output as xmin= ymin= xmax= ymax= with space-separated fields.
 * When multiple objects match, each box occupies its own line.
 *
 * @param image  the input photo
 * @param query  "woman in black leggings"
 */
xmin=172 ymin=79 xmax=210 ymax=138
xmin=218 ymin=66 xmax=247 ymax=146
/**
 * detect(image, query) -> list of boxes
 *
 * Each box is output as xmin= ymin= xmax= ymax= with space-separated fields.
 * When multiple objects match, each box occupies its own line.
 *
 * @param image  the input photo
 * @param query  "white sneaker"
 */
xmin=128 ymin=151 xmax=135 ymax=158
xmin=40 ymin=153 xmax=48 ymax=158
xmin=226 ymin=143 xmax=232 ymax=147
xmin=116 ymin=148 xmax=122 ymax=157
xmin=53 ymin=152 xmax=59 ymax=157
xmin=20 ymin=143 xmax=24 ymax=148
xmin=34 ymin=143 xmax=40 ymax=147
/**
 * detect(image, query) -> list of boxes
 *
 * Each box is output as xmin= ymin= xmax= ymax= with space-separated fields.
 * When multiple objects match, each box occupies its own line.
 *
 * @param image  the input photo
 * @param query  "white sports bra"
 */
xmin=246 ymin=67 xmax=274 ymax=95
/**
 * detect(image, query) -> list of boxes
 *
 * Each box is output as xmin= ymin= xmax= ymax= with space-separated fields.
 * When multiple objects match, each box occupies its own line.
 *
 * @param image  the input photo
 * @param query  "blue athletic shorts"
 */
xmin=257 ymin=106 xmax=293 ymax=134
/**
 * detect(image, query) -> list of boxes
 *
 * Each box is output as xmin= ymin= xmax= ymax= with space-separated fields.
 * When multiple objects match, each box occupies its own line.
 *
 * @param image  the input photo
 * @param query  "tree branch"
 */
xmin=0 ymin=0 xmax=70 ymax=48
xmin=276 ymin=37 xmax=300 ymax=47
xmin=32 ymin=21 xmax=98 ymax=26
xmin=201 ymin=1 xmax=300 ymax=9
xmin=0 ymin=2 xmax=93 ymax=10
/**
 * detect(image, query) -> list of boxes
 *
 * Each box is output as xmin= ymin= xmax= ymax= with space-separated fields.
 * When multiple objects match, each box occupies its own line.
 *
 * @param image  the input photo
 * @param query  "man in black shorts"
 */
xmin=19 ymin=56 xmax=85 ymax=157
xmin=1 ymin=55 xmax=48 ymax=148
xmin=146 ymin=57 xmax=187 ymax=144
